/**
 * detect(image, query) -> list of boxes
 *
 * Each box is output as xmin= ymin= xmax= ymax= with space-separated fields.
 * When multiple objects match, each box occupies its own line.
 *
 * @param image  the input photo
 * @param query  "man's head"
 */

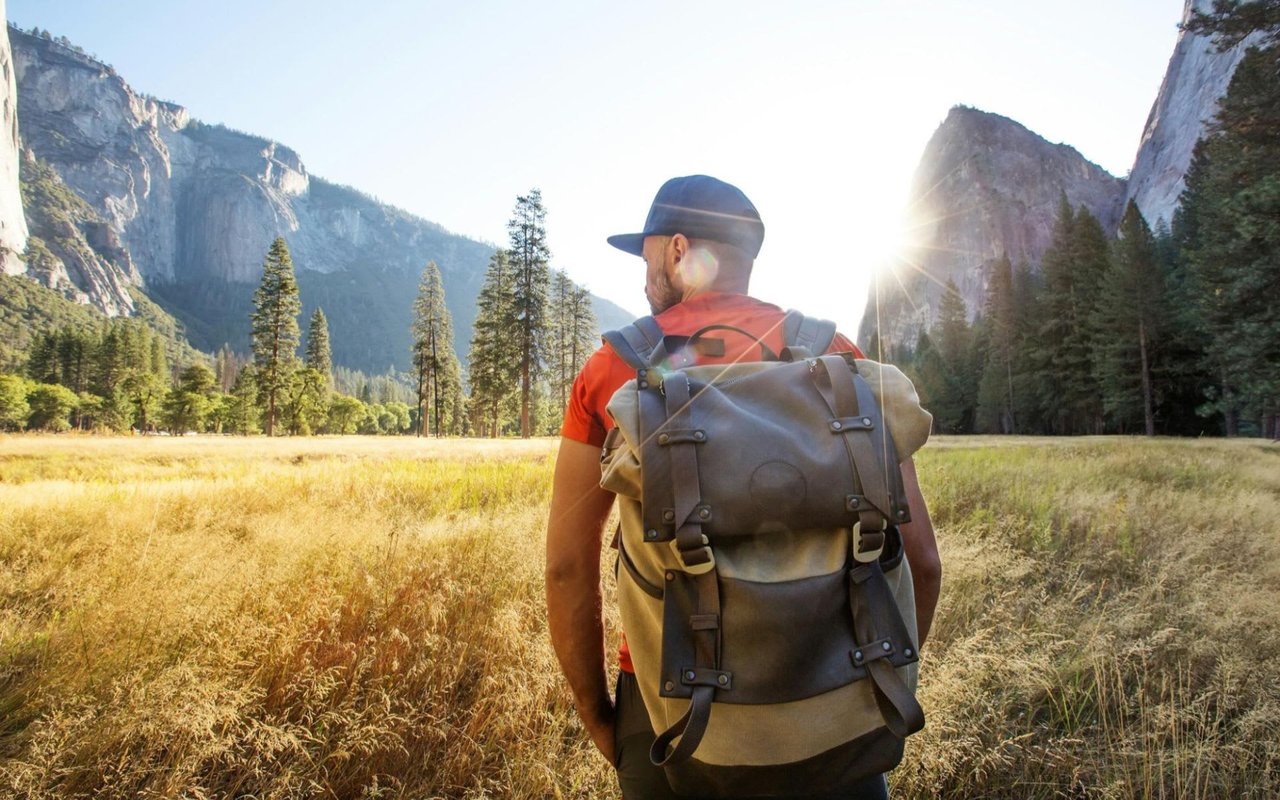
xmin=608 ymin=175 xmax=763 ymax=314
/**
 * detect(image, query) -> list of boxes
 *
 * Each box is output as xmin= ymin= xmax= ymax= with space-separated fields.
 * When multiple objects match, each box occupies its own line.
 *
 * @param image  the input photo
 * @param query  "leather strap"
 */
xmin=638 ymin=370 xmax=675 ymax=540
xmin=848 ymin=563 xmax=925 ymax=739
xmin=684 ymin=324 xmax=779 ymax=363
xmin=663 ymin=373 xmax=712 ymax=569
xmin=651 ymin=684 xmax=715 ymax=766
xmin=652 ymin=570 xmax=723 ymax=766
xmin=812 ymin=355 xmax=892 ymax=525
xmin=867 ymin=659 xmax=924 ymax=738
xmin=811 ymin=356 xmax=886 ymax=531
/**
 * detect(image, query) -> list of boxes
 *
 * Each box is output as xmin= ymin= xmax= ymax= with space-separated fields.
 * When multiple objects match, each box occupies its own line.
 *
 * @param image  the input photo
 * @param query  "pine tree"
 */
xmin=1095 ymin=201 xmax=1165 ymax=435
xmin=411 ymin=261 xmax=461 ymax=437
xmin=468 ymin=251 xmax=520 ymax=437
xmin=926 ymin=279 xmax=975 ymax=433
xmin=975 ymin=254 xmax=1017 ymax=433
xmin=506 ymin=190 xmax=551 ymax=438
xmin=228 ymin=364 xmax=261 ymax=435
xmin=305 ymin=308 xmax=333 ymax=386
xmin=1009 ymin=262 xmax=1044 ymax=432
xmin=250 ymin=237 xmax=302 ymax=436
xmin=546 ymin=270 xmax=598 ymax=426
xmin=161 ymin=364 xmax=217 ymax=434
xmin=1178 ymin=44 xmax=1280 ymax=436
xmin=1033 ymin=198 xmax=1109 ymax=434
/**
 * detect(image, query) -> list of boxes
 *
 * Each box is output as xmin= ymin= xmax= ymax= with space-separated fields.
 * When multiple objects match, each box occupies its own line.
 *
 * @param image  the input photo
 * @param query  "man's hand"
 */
xmin=580 ymin=694 xmax=618 ymax=765
xmin=545 ymin=437 xmax=619 ymax=765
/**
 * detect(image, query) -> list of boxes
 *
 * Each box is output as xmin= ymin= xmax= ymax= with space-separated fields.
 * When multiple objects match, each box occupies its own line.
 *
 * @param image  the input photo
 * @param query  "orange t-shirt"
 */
xmin=559 ymin=291 xmax=864 ymax=672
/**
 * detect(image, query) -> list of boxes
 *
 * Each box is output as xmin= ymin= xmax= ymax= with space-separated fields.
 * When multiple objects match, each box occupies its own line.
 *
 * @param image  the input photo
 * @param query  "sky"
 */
xmin=7 ymin=0 xmax=1188 ymax=334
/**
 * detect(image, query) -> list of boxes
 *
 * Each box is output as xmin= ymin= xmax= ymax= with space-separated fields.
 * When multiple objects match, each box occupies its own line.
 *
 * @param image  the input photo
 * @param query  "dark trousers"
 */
xmin=613 ymin=671 xmax=890 ymax=800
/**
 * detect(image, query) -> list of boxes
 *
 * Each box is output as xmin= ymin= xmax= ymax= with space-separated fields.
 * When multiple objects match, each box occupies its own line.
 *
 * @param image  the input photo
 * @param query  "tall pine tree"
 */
xmin=506 ymin=190 xmax=551 ymax=438
xmin=305 ymin=308 xmax=333 ymax=386
xmin=1033 ymin=198 xmax=1109 ymax=434
xmin=250 ymin=237 xmax=302 ymax=436
xmin=411 ymin=261 xmax=461 ymax=437
xmin=468 ymin=251 xmax=520 ymax=437
xmin=926 ymin=279 xmax=976 ymax=433
xmin=1095 ymin=201 xmax=1165 ymax=435
xmin=975 ymin=254 xmax=1017 ymax=433
xmin=1177 ymin=43 xmax=1280 ymax=436
xmin=546 ymin=269 xmax=598 ymax=427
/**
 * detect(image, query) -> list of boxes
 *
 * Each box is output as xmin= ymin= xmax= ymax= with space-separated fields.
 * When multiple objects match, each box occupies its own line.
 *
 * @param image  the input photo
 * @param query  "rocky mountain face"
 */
xmin=0 ymin=4 xmax=27 ymax=275
xmin=859 ymin=107 xmax=1127 ymax=350
xmin=1125 ymin=0 xmax=1263 ymax=229
xmin=19 ymin=150 xmax=139 ymax=315
xmin=6 ymin=27 xmax=629 ymax=371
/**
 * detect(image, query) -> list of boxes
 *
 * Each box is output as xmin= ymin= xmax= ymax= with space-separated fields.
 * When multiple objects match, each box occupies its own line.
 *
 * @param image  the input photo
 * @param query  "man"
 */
xmin=545 ymin=175 xmax=941 ymax=798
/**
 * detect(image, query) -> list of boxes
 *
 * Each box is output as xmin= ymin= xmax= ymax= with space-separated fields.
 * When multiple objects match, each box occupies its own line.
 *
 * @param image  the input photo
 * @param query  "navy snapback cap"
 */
xmin=607 ymin=175 xmax=765 ymax=258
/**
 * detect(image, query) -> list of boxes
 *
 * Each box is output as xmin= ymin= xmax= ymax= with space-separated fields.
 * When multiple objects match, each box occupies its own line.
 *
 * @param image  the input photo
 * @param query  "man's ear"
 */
xmin=668 ymin=233 xmax=689 ymax=264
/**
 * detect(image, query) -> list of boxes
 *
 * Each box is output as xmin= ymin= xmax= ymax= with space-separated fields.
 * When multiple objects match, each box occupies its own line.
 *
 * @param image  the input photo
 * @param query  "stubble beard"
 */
xmin=646 ymin=268 xmax=681 ymax=315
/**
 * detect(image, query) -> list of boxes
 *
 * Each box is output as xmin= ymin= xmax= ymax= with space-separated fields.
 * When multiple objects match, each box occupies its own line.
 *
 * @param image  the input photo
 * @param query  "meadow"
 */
xmin=0 ymin=435 xmax=1276 ymax=799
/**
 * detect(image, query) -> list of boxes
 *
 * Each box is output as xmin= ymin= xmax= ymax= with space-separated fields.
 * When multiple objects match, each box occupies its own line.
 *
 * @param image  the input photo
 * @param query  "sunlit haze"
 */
xmin=8 ymin=0 xmax=1185 ymax=336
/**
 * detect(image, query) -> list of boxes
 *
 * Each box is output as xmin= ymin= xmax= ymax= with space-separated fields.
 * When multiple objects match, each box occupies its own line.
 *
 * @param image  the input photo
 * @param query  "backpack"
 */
xmin=598 ymin=310 xmax=932 ymax=797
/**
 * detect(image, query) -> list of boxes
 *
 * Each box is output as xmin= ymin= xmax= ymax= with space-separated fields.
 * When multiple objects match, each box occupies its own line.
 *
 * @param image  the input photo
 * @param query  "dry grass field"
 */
xmin=0 ymin=435 xmax=1277 ymax=799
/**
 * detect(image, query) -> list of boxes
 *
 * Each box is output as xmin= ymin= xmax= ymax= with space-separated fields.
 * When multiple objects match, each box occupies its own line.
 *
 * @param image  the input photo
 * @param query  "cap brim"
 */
xmin=606 ymin=233 xmax=646 ymax=256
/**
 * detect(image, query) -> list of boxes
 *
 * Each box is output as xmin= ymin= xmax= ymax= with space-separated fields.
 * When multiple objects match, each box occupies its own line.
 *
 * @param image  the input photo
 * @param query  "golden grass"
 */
xmin=0 ymin=435 xmax=1277 ymax=798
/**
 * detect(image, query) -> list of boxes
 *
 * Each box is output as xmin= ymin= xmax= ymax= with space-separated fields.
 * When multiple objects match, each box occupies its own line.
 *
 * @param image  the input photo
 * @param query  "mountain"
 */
xmin=1125 ymin=0 xmax=1264 ymax=229
xmin=5 ymin=26 xmax=631 ymax=372
xmin=858 ymin=107 xmax=1126 ymax=350
xmin=0 ymin=9 xmax=26 ymax=274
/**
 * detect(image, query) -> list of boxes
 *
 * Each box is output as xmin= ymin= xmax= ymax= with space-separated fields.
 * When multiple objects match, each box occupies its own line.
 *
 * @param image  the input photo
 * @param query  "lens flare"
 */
xmin=680 ymin=247 xmax=720 ymax=291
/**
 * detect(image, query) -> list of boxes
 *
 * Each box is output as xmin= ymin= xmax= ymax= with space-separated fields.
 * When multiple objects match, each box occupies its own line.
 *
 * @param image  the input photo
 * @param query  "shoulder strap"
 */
xmin=602 ymin=316 xmax=666 ymax=370
xmin=783 ymin=310 xmax=838 ymax=355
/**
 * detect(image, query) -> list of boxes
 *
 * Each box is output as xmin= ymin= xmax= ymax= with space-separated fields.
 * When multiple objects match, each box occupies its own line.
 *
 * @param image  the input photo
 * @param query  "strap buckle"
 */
xmin=852 ymin=523 xmax=885 ymax=564
xmin=669 ymin=534 xmax=716 ymax=575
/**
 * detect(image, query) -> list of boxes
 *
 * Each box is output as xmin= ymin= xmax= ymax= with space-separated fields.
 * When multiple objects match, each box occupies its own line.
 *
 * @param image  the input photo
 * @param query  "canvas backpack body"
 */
xmin=598 ymin=311 xmax=933 ymax=798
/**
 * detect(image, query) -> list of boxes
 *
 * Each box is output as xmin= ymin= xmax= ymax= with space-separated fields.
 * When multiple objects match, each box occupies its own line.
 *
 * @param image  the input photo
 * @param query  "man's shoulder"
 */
xmin=650 ymin=292 xmax=784 ymax=332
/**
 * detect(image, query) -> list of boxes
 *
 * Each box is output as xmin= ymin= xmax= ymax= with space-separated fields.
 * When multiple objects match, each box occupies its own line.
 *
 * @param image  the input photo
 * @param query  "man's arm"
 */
xmin=546 ymin=437 xmax=618 ymax=764
xmin=898 ymin=456 xmax=941 ymax=647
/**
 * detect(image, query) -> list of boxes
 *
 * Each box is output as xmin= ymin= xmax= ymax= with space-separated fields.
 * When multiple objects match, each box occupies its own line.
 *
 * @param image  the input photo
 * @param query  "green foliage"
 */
xmin=975 ymin=255 xmax=1017 ymax=434
xmin=506 ymin=190 xmax=551 ymax=437
xmin=0 ymin=374 xmax=32 ymax=430
xmin=920 ymin=279 xmax=978 ymax=434
xmin=326 ymin=395 xmax=366 ymax=435
xmin=161 ymin=364 xmax=218 ymax=434
xmin=251 ymin=238 xmax=302 ymax=436
xmin=546 ymin=269 xmax=598 ymax=428
xmin=1094 ymin=202 xmax=1166 ymax=435
xmin=1177 ymin=44 xmax=1280 ymax=436
xmin=26 ymin=383 xmax=79 ymax=432
xmin=0 ymin=274 xmax=108 ymax=372
xmin=304 ymin=308 xmax=333 ymax=384
xmin=1184 ymin=0 xmax=1280 ymax=48
xmin=280 ymin=368 xmax=330 ymax=436
xmin=468 ymin=252 xmax=520 ymax=437
xmin=411 ymin=262 xmax=463 ymax=437
xmin=227 ymin=365 xmax=262 ymax=435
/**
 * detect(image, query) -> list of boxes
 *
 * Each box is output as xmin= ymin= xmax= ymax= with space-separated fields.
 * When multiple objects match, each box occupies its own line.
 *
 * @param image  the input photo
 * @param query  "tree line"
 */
xmin=894 ymin=20 xmax=1278 ymax=438
xmin=0 ymin=191 xmax=598 ymax=437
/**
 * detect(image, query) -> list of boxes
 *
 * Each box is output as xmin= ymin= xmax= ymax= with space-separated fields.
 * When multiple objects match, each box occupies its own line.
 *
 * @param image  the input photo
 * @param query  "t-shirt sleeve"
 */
xmin=560 ymin=346 xmax=618 ymax=447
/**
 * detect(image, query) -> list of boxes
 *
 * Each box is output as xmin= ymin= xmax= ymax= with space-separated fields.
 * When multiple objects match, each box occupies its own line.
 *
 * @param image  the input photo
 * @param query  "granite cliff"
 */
xmin=859 ymin=0 xmax=1260 ymax=353
xmin=6 ymin=27 xmax=629 ymax=371
xmin=858 ymin=107 xmax=1127 ymax=350
xmin=1125 ymin=0 xmax=1263 ymax=229
xmin=0 ymin=2 xmax=27 ymax=275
